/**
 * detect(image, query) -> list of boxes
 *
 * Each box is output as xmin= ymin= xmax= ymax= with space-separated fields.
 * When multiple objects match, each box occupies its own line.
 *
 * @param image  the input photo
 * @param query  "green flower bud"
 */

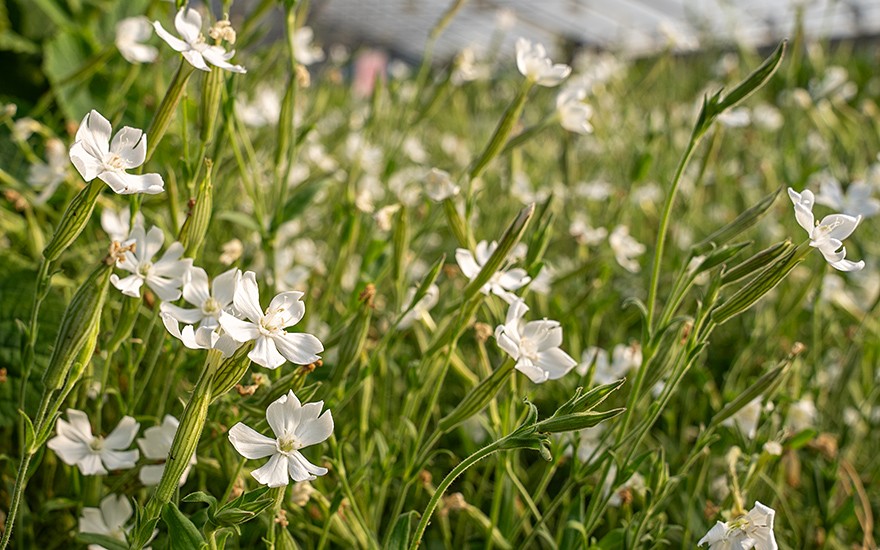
xmin=42 ymin=180 xmax=103 ymax=262
xmin=178 ymin=163 xmax=214 ymax=258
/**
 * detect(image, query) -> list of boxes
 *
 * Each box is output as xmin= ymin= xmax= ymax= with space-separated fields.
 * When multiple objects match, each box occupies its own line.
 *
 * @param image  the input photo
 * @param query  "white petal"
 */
xmin=109 ymin=126 xmax=146 ymax=169
xmin=111 ymin=273 xmax=144 ymax=298
xmin=101 ymin=449 xmax=139 ymax=471
xmin=218 ymin=312 xmax=260 ymax=342
xmin=77 ymin=453 xmax=108 ymax=476
xmin=515 ymin=360 xmax=549 ymax=384
xmin=75 ymin=110 xmax=111 ymax=159
xmin=249 ymin=336 xmax=287 ymax=369
xmin=139 ymin=464 xmax=165 ymax=486
xmin=47 ymin=434 xmax=90 ymax=466
xmin=288 ymin=451 xmax=327 ymax=482
xmin=228 ymin=422 xmax=277 ymax=459
xmin=146 ymin=275 xmax=184 ymax=301
xmin=251 ymin=453 xmax=290 ymax=487
xmin=160 ymin=303 xmax=205 ymax=325
xmin=201 ymin=46 xmax=246 ymax=73
xmin=68 ymin=142 xmax=102 ymax=181
xmin=152 ymin=21 xmax=190 ymax=52
xmin=455 ymin=249 xmax=481 ymax=279
xmin=821 ymin=214 xmax=861 ymax=241
xmin=297 ymin=409 xmax=333 ymax=447
xmin=174 ymin=8 xmax=203 ymax=45
xmin=212 ymin=268 xmax=240 ymax=307
xmin=182 ymin=50 xmax=211 ymax=72
xmin=104 ymin=416 xmax=139 ymax=450
xmin=234 ymin=271 xmax=265 ymax=323
xmin=79 ymin=508 xmax=109 ymax=535
xmin=537 ymin=347 xmax=578 ymax=380
xmin=267 ymin=291 xmax=306 ymax=328
xmin=99 ymin=495 xmax=132 ymax=531
xmin=272 ymin=332 xmax=323 ymax=365
xmin=829 ymin=258 xmax=864 ymax=272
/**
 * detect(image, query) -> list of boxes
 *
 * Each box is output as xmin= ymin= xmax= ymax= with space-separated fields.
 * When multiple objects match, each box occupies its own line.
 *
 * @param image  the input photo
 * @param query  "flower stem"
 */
xmin=145 ymin=59 xmax=195 ymax=163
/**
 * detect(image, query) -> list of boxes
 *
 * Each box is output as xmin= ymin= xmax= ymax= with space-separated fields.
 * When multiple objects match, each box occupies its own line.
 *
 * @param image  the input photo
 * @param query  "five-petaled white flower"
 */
xmin=69 ymin=110 xmax=164 ymax=195
xmin=137 ymin=415 xmax=196 ymax=486
xmin=456 ymin=240 xmax=531 ymax=304
xmin=228 ymin=390 xmax=333 ymax=487
xmin=28 ymin=137 xmax=68 ymax=204
xmin=111 ymin=224 xmax=192 ymax=301
xmin=218 ymin=271 xmax=324 ymax=369
xmin=115 ymin=16 xmax=158 ymax=64
xmin=515 ymin=38 xmax=571 ymax=87
xmin=79 ymin=494 xmax=133 ymax=550
xmin=788 ymin=187 xmax=864 ymax=272
xmin=556 ymin=88 xmax=593 ymax=134
xmin=495 ymin=299 xmax=577 ymax=383
xmin=609 ymin=225 xmax=645 ymax=273
xmin=161 ymin=267 xmax=242 ymax=355
xmin=699 ymin=501 xmax=778 ymax=550
xmin=154 ymin=8 xmax=246 ymax=73
xmin=47 ymin=409 xmax=139 ymax=476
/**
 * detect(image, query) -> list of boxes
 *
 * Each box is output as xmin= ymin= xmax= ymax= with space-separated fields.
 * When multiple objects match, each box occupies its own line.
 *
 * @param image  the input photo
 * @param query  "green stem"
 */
xmin=146 ymin=59 xmax=196 ymax=163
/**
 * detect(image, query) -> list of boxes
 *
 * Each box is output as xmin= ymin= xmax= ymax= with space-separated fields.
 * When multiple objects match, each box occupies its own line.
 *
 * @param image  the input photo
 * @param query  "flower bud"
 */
xmin=200 ymin=68 xmax=225 ymax=143
xmin=42 ymin=180 xmax=104 ymax=262
xmin=178 ymin=164 xmax=214 ymax=258
xmin=211 ymin=343 xmax=254 ymax=402
xmin=42 ymin=259 xmax=112 ymax=390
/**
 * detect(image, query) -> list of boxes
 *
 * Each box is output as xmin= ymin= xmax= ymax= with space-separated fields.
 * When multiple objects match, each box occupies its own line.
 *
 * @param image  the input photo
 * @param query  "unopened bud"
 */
xmin=208 ymin=17 xmax=236 ymax=44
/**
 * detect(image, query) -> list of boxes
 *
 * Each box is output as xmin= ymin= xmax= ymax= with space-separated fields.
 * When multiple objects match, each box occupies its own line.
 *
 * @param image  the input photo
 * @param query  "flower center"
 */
xmin=202 ymin=297 xmax=221 ymax=316
xmin=277 ymin=434 xmax=302 ymax=454
xmin=137 ymin=261 xmax=153 ymax=277
xmin=520 ymin=337 xmax=539 ymax=362
xmin=89 ymin=436 xmax=105 ymax=452
xmin=104 ymin=153 xmax=125 ymax=170
xmin=259 ymin=309 xmax=285 ymax=334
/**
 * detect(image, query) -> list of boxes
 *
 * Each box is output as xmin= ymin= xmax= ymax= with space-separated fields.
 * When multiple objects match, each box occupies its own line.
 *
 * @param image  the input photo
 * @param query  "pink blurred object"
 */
xmin=353 ymin=49 xmax=388 ymax=98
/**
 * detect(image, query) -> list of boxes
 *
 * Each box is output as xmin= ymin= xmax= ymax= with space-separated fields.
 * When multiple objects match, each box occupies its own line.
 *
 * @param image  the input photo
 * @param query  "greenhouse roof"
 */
xmin=309 ymin=0 xmax=880 ymax=60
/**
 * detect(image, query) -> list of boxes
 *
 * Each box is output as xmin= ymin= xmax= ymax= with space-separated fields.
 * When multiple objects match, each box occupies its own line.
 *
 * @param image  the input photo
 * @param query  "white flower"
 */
xmin=569 ymin=217 xmax=607 ymax=246
xmin=293 ymin=26 xmax=324 ymax=66
xmin=47 ymin=409 xmax=139 ymax=475
xmin=722 ymin=397 xmax=763 ymax=440
xmin=154 ymin=8 xmax=246 ymax=73
xmin=115 ymin=16 xmax=158 ymax=64
xmin=160 ymin=267 xmax=242 ymax=356
xmin=69 ymin=110 xmax=164 ymax=195
xmin=100 ymin=207 xmax=144 ymax=243
xmin=228 ymin=390 xmax=333 ymax=487
xmin=574 ymin=425 xmax=604 ymax=463
xmin=137 ymin=415 xmax=196 ymax=486
xmin=788 ymin=187 xmax=864 ymax=272
xmin=556 ymin=88 xmax=593 ymax=134
xmin=529 ymin=265 xmax=554 ymax=295
xmin=27 ymin=138 xmax=67 ymax=204
xmin=218 ymin=271 xmax=324 ymax=369
xmin=373 ymin=204 xmax=401 ymax=232
xmin=456 ymin=240 xmax=531 ymax=304
xmin=815 ymin=177 xmax=880 ymax=219
xmin=494 ymin=300 xmax=577 ymax=383
xmin=220 ymin=238 xmax=244 ymax=265
xmin=398 ymin=284 xmax=440 ymax=329
xmin=111 ymin=224 xmax=192 ymax=301
xmin=235 ymin=85 xmax=282 ymax=127
xmin=425 ymin=168 xmax=460 ymax=201
xmin=763 ymin=441 xmax=783 ymax=456
xmin=79 ymin=494 xmax=132 ymax=550
xmin=609 ymin=225 xmax=645 ymax=273
xmin=515 ymin=38 xmax=571 ymax=87
xmin=451 ymin=47 xmax=490 ymax=84
xmin=717 ymin=107 xmax=751 ymax=128
xmin=700 ymin=502 xmax=778 ymax=550
xmin=577 ymin=343 xmax=641 ymax=384
xmin=787 ymin=397 xmax=817 ymax=432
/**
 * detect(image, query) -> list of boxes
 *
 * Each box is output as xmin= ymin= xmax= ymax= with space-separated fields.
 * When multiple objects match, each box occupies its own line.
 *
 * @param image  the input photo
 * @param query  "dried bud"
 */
xmin=809 ymin=433 xmax=838 ymax=459
xmin=443 ymin=492 xmax=467 ymax=512
xmin=296 ymin=64 xmax=311 ymax=88
xmin=234 ymin=383 xmax=258 ymax=397
xmin=419 ymin=470 xmax=432 ymax=486
xmin=0 ymin=368 xmax=7 ymax=383
xmin=291 ymin=481 xmax=315 ymax=506
xmin=474 ymin=322 xmax=493 ymax=343
xmin=274 ymin=509 xmax=288 ymax=527
xmin=209 ymin=17 xmax=236 ymax=44
xmin=704 ymin=500 xmax=720 ymax=520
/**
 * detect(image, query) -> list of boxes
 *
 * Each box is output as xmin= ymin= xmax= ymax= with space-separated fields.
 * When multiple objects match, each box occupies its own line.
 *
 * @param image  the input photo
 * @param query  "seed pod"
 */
xmin=42 ymin=260 xmax=112 ymax=390
xmin=42 ymin=180 xmax=103 ymax=262
xmin=178 ymin=164 xmax=213 ymax=258
xmin=438 ymin=359 xmax=515 ymax=432
xmin=105 ymin=295 xmax=142 ymax=354
xmin=200 ymin=67 xmax=224 ymax=143
xmin=721 ymin=241 xmax=793 ymax=286
xmin=210 ymin=343 xmax=253 ymax=403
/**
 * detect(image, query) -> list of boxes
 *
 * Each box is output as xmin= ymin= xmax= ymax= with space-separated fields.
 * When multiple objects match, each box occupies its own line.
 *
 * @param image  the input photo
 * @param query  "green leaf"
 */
xmin=215 ymin=211 xmax=264 ymax=234
xmin=386 ymin=511 xmax=418 ymax=550
xmin=787 ymin=428 xmax=817 ymax=450
xmin=161 ymin=502 xmax=206 ymax=550
xmin=18 ymin=409 xmax=35 ymax=452
xmin=715 ymin=41 xmax=787 ymax=113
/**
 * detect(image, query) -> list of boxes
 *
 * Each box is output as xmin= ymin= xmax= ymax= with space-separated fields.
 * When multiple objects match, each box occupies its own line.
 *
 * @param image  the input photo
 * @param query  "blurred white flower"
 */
xmin=574 ymin=425 xmax=604 ymax=463
xmin=452 ymin=47 xmax=490 ymax=85
xmin=529 ymin=265 xmax=554 ymax=295
xmin=495 ymin=299 xmax=577 ymax=383
xmin=574 ymin=180 xmax=613 ymax=201
xmin=220 ymin=238 xmax=244 ymax=265
xmin=374 ymin=204 xmax=400 ymax=232
xmin=160 ymin=267 xmax=242 ymax=356
xmin=137 ymin=415 xmax=196 ymax=486
xmin=722 ymin=397 xmax=763 ymax=440
xmin=154 ymin=8 xmax=246 ymax=73
xmin=456 ymin=240 xmax=531 ymax=304
xmin=293 ymin=26 xmax=324 ymax=66
xmin=609 ymin=225 xmax=645 ymax=273
xmin=111 ymin=224 xmax=192 ymax=301
xmin=515 ymin=38 xmax=571 ymax=87
xmin=425 ymin=168 xmax=460 ymax=201
xmin=788 ymin=187 xmax=864 ymax=272
xmin=787 ymin=397 xmax=817 ymax=432
xmin=228 ymin=390 xmax=333 ymax=487
xmin=809 ymin=66 xmax=856 ymax=102
xmin=398 ymin=284 xmax=439 ymax=329
xmin=717 ymin=107 xmax=751 ymax=128
xmin=27 ymin=138 xmax=67 ymax=204
xmin=290 ymin=481 xmax=316 ymax=506
xmin=69 ymin=110 xmax=164 ymax=194
xmin=79 ymin=494 xmax=132 ymax=550
xmin=815 ymin=177 xmax=880 ymax=219
xmin=556 ymin=88 xmax=593 ymax=134
xmin=115 ymin=16 xmax=158 ymax=64
xmin=219 ymin=271 xmax=324 ymax=369
xmin=763 ymin=441 xmax=783 ymax=456
xmin=699 ymin=502 xmax=777 ymax=550
xmin=47 ymin=409 xmax=139 ymax=475
xmin=569 ymin=218 xmax=607 ymax=246
xmin=607 ymin=471 xmax=645 ymax=507
xmin=236 ymin=85 xmax=282 ymax=127
xmin=577 ymin=343 xmax=641 ymax=383
xmin=752 ymin=104 xmax=784 ymax=131
xmin=100 ymin=207 xmax=144 ymax=243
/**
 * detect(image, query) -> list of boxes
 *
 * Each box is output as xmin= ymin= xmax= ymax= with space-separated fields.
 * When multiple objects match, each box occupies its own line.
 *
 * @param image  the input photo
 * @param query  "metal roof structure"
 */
xmin=309 ymin=0 xmax=880 ymax=60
